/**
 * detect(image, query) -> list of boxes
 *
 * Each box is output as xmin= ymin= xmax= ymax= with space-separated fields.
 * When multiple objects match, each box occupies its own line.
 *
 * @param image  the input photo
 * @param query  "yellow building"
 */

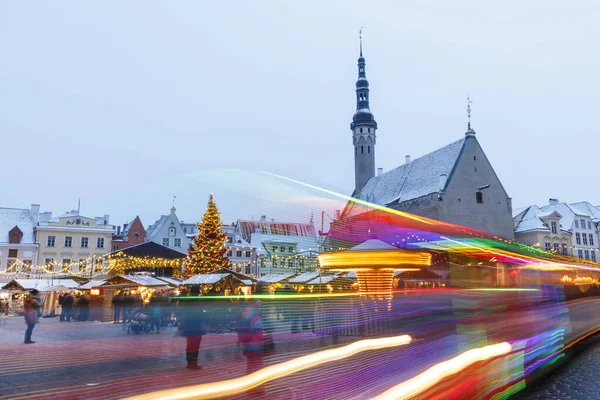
xmin=35 ymin=211 xmax=114 ymax=277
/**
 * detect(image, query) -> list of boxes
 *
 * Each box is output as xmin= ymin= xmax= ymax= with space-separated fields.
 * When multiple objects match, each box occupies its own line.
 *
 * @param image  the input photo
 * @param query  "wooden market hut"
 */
xmin=182 ymin=272 xmax=251 ymax=295
xmin=107 ymin=241 xmax=186 ymax=277
xmin=2 ymin=278 xmax=80 ymax=291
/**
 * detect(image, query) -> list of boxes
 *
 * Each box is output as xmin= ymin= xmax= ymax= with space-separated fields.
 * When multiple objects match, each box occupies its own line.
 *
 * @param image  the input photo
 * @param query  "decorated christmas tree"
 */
xmin=185 ymin=194 xmax=231 ymax=277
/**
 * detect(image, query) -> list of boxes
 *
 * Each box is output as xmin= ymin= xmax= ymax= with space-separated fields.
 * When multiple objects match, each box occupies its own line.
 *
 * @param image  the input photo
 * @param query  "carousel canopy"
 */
xmin=2 ymin=278 xmax=80 ymax=291
xmin=306 ymin=274 xmax=353 ymax=285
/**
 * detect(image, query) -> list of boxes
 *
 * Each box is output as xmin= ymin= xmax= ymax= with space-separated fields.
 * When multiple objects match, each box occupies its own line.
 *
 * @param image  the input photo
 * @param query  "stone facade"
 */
xmin=35 ymin=211 xmax=114 ymax=276
xmin=145 ymin=207 xmax=189 ymax=255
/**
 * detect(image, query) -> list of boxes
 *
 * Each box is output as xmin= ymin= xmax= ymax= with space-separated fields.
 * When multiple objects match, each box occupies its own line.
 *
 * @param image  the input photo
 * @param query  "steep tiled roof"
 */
xmin=0 ymin=208 xmax=35 ymax=244
xmin=540 ymin=203 xmax=589 ymax=231
xmin=354 ymin=138 xmax=466 ymax=206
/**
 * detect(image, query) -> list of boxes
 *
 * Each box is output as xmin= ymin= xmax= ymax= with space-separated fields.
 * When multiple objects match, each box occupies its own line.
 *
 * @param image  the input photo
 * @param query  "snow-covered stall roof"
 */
xmin=258 ymin=273 xmax=295 ymax=283
xmin=78 ymin=280 xmax=106 ymax=290
xmin=117 ymin=275 xmax=168 ymax=287
xmin=156 ymin=277 xmax=184 ymax=286
xmin=354 ymin=138 xmax=466 ymax=206
xmin=2 ymin=279 xmax=80 ymax=290
xmin=288 ymin=272 xmax=321 ymax=283
xmin=183 ymin=273 xmax=230 ymax=285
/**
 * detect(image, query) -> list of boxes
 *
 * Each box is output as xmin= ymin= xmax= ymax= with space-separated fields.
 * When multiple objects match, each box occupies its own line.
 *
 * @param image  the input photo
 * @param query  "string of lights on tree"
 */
xmin=185 ymin=194 xmax=231 ymax=277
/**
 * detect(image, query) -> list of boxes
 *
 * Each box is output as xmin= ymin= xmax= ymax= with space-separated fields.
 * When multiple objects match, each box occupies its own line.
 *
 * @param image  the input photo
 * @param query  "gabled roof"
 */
xmin=354 ymin=138 xmax=466 ymax=206
xmin=571 ymin=202 xmax=600 ymax=220
xmin=146 ymin=215 xmax=169 ymax=239
xmin=0 ymin=208 xmax=36 ymax=244
xmin=540 ymin=202 xmax=590 ymax=231
xmin=122 ymin=216 xmax=143 ymax=236
xmin=514 ymin=205 xmax=551 ymax=233
xmin=155 ymin=277 xmax=184 ymax=286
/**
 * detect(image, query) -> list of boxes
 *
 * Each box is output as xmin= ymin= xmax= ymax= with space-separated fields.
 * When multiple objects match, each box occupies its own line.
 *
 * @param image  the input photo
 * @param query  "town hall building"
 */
xmin=348 ymin=39 xmax=514 ymax=239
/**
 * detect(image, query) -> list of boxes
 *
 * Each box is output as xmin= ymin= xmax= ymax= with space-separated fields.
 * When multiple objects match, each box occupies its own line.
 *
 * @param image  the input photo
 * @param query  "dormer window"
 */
xmin=551 ymin=221 xmax=557 ymax=234
xmin=476 ymin=191 xmax=483 ymax=204
xmin=8 ymin=226 xmax=23 ymax=244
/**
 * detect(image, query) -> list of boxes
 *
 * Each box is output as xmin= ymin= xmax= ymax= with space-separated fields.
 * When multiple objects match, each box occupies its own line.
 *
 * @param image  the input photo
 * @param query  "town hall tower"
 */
xmin=352 ymin=33 xmax=377 ymax=193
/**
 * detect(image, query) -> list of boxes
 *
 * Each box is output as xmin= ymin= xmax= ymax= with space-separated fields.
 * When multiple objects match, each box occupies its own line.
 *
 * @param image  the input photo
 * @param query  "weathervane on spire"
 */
xmin=359 ymin=27 xmax=363 ymax=56
xmin=172 ymin=194 xmax=176 ymax=208
xmin=467 ymin=96 xmax=473 ymax=130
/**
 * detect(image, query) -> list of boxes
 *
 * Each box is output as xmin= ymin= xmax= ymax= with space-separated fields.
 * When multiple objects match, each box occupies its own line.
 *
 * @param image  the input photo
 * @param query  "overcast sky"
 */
xmin=2 ymin=1 xmax=599 ymax=227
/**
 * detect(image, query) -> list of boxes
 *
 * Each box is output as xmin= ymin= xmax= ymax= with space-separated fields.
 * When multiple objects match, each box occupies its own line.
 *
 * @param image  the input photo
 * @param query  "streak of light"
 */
xmin=122 ymin=334 xmax=413 ymax=400
xmin=370 ymin=342 xmax=512 ymax=400
xmin=318 ymin=250 xmax=431 ymax=268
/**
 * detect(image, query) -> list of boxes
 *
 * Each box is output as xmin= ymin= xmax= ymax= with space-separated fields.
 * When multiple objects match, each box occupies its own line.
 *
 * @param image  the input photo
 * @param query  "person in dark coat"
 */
xmin=77 ymin=294 xmax=90 ymax=321
xmin=24 ymin=289 xmax=42 ymax=344
xmin=112 ymin=292 xmax=122 ymax=323
xmin=177 ymin=287 xmax=207 ymax=369
xmin=63 ymin=292 xmax=74 ymax=322
xmin=58 ymin=292 xmax=66 ymax=321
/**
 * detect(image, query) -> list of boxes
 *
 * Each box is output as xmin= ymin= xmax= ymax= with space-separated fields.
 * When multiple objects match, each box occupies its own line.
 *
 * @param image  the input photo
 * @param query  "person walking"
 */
xmin=24 ymin=289 xmax=42 ymax=344
xmin=177 ymin=287 xmax=207 ymax=369
xmin=123 ymin=292 xmax=134 ymax=322
xmin=112 ymin=292 xmax=122 ymax=323
xmin=63 ymin=292 xmax=74 ymax=322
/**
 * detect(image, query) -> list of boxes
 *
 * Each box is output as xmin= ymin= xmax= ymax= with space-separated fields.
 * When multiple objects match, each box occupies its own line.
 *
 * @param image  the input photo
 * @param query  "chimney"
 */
xmin=30 ymin=204 xmax=40 ymax=224
xmin=377 ymin=167 xmax=383 ymax=176
xmin=549 ymin=198 xmax=559 ymax=205
xmin=439 ymin=174 xmax=448 ymax=191
xmin=271 ymin=218 xmax=275 ymax=222
xmin=104 ymin=214 xmax=110 ymax=224
xmin=116 ymin=226 xmax=121 ymax=235
xmin=405 ymin=155 xmax=411 ymax=164
xmin=260 ymin=215 xmax=267 ymax=222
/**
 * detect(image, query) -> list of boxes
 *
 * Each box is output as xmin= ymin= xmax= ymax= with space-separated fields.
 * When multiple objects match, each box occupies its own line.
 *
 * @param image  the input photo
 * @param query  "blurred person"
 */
xmin=58 ymin=291 xmax=66 ymax=321
xmin=177 ymin=286 xmax=207 ymax=369
xmin=123 ymin=292 xmax=135 ymax=322
xmin=78 ymin=294 xmax=90 ymax=321
xmin=24 ymin=289 xmax=42 ymax=344
xmin=63 ymin=292 xmax=74 ymax=322
xmin=112 ymin=292 xmax=123 ymax=323
xmin=149 ymin=293 xmax=162 ymax=333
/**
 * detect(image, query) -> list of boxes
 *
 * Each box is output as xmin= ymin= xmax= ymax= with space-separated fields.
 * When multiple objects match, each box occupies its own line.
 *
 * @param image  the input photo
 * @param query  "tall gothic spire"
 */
xmin=351 ymin=29 xmax=378 ymax=194
xmin=351 ymin=30 xmax=377 ymax=130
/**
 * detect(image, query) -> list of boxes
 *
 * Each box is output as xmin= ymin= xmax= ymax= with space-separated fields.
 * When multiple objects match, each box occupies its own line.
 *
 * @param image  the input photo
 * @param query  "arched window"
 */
xmin=368 ymin=145 xmax=370 ymax=153
xmin=476 ymin=191 xmax=483 ymax=204
xmin=361 ymin=145 xmax=364 ymax=154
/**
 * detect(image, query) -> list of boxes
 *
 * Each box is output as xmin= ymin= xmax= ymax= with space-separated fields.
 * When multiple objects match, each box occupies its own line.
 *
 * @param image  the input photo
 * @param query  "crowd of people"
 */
xmin=20 ymin=285 xmax=273 ymax=375
xmin=57 ymin=292 xmax=91 ymax=322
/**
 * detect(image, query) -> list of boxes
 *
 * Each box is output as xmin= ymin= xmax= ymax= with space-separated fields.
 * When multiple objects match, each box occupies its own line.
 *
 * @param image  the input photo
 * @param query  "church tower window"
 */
xmin=361 ymin=145 xmax=364 ymax=154
xmin=476 ymin=191 xmax=483 ymax=204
